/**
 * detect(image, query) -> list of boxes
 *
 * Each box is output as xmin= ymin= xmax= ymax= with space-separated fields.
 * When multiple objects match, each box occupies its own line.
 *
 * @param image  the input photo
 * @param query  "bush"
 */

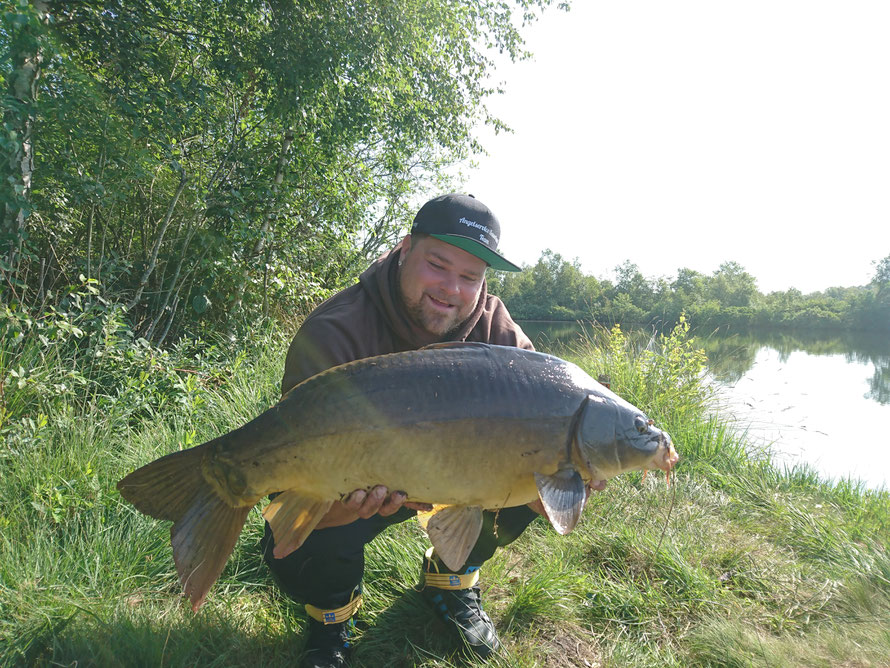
xmin=0 ymin=278 xmax=291 ymax=449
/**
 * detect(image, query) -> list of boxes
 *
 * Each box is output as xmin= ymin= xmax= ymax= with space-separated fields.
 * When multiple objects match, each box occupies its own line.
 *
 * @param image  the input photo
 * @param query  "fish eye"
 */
xmin=634 ymin=416 xmax=648 ymax=434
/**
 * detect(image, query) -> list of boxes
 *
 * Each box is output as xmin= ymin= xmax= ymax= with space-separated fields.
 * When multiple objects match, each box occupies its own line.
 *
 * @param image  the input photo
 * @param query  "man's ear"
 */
xmin=398 ymin=234 xmax=412 ymax=260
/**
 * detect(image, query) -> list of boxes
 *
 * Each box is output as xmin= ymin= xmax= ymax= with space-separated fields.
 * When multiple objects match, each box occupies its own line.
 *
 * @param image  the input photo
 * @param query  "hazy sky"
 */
xmin=463 ymin=1 xmax=890 ymax=294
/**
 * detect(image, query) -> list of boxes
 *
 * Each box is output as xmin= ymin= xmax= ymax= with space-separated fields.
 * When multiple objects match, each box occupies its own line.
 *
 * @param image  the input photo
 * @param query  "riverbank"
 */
xmin=1 ymin=322 xmax=888 ymax=666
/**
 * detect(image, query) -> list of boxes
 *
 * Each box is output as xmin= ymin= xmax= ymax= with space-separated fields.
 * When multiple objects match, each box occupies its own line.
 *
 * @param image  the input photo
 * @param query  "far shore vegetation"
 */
xmin=488 ymin=250 xmax=890 ymax=333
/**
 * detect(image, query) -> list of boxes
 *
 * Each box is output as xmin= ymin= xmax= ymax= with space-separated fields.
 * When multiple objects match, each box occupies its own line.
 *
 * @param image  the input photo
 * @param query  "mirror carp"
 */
xmin=118 ymin=342 xmax=679 ymax=611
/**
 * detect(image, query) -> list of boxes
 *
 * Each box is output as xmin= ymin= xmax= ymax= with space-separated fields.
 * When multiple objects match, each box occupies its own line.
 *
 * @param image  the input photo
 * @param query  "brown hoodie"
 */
xmin=281 ymin=246 xmax=533 ymax=395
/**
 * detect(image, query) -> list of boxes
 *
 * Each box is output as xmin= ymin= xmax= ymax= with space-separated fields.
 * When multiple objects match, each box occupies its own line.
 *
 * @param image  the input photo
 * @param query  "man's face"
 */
xmin=397 ymin=234 xmax=487 ymax=340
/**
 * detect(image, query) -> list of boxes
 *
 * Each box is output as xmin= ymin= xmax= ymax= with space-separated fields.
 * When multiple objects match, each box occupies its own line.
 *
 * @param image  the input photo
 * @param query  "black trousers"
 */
xmin=261 ymin=505 xmax=539 ymax=610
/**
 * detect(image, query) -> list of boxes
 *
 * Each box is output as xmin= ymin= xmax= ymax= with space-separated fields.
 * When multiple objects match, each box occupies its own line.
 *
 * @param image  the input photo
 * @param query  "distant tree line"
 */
xmin=488 ymin=250 xmax=890 ymax=332
xmin=2 ymin=0 xmax=556 ymax=343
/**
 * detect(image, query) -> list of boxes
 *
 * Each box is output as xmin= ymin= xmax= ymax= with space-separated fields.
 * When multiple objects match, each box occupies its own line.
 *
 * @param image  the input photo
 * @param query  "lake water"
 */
xmin=519 ymin=321 xmax=890 ymax=491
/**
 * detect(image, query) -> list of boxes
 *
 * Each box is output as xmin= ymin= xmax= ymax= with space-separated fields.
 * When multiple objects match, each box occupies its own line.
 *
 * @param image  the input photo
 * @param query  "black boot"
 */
xmin=421 ymin=550 xmax=500 ymax=658
xmin=300 ymin=617 xmax=354 ymax=668
xmin=300 ymin=587 xmax=362 ymax=668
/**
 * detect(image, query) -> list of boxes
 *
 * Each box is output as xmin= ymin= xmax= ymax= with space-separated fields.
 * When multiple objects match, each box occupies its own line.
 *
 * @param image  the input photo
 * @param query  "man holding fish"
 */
xmin=117 ymin=194 xmax=678 ymax=668
xmin=269 ymin=193 xmax=563 ymax=666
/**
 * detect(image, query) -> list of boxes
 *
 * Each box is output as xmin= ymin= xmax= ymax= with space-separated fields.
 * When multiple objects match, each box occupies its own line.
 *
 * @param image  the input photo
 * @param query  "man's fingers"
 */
xmin=527 ymin=498 xmax=546 ymax=517
xmin=341 ymin=486 xmax=433 ymax=518
xmin=355 ymin=485 xmax=388 ymax=518
xmin=583 ymin=479 xmax=607 ymax=500
xmin=315 ymin=501 xmax=359 ymax=530
xmin=342 ymin=489 xmax=368 ymax=510
xmin=377 ymin=490 xmax=406 ymax=517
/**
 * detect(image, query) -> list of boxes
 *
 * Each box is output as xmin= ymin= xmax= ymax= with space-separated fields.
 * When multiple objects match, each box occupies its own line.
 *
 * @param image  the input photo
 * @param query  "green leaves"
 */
xmin=492 ymin=248 xmax=886 ymax=333
xmin=3 ymin=0 xmax=560 ymax=341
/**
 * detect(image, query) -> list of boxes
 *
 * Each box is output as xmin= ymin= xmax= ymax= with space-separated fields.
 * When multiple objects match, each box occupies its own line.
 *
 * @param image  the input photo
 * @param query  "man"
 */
xmin=262 ymin=193 xmax=539 ymax=667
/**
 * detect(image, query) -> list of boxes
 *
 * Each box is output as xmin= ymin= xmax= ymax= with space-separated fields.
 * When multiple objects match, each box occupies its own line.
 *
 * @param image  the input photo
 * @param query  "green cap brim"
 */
xmin=430 ymin=234 xmax=522 ymax=272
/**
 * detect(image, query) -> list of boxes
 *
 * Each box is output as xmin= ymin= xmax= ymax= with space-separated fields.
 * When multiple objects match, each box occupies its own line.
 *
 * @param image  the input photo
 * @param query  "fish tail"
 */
xmin=118 ymin=445 xmax=207 ymax=522
xmin=117 ymin=444 xmax=251 ymax=611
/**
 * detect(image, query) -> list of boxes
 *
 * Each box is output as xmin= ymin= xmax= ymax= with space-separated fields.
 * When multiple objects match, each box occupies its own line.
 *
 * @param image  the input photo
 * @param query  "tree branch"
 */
xmin=127 ymin=167 xmax=187 ymax=311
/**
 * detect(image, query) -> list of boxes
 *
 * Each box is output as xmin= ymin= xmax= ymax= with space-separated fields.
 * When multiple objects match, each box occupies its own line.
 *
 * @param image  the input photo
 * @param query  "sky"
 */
xmin=462 ymin=0 xmax=890 ymax=295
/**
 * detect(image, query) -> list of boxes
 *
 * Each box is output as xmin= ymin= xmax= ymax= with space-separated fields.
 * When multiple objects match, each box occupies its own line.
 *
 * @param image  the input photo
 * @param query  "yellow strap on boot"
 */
xmin=305 ymin=591 xmax=363 ymax=625
xmin=422 ymin=547 xmax=480 ymax=590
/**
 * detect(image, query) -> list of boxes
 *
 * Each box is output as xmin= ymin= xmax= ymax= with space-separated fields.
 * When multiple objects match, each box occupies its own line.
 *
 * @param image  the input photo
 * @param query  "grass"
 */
xmin=1 ymin=318 xmax=888 ymax=666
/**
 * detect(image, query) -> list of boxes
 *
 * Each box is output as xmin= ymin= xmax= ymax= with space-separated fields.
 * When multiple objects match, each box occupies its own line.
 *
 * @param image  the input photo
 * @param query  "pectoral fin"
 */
xmin=262 ymin=491 xmax=333 ymax=559
xmin=424 ymin=505 xmax=484 ymax=571
xmin=535 ymin=468 xmax=586 ymax=535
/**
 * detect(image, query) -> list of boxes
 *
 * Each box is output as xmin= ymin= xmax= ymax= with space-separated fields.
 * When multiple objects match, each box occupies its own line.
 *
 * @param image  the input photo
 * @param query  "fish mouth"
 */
xmin=652 ymin=434 xmax=680 ymax=472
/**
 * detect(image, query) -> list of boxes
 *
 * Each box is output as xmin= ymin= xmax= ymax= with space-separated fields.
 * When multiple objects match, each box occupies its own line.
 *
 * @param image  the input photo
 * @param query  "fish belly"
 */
xmin=238 ymin=416 xmax=570 ymax=508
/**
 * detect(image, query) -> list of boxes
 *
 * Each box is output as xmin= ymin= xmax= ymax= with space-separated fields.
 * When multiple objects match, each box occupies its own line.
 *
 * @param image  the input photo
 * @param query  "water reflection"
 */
xmin=868 ymin=364 xmax=890 ymax=405
xmin=694 ymin=327 xmax=890 ymax=406
xmin=519 ymin=321 xmax=890 ymax=407
xmin=520 ymin=321 xmax=593 ymax=350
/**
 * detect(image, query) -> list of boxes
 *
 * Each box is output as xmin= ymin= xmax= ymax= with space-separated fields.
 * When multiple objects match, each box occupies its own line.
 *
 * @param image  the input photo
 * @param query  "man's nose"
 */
xmin=439 ymin=272 xmax=460 ymax=296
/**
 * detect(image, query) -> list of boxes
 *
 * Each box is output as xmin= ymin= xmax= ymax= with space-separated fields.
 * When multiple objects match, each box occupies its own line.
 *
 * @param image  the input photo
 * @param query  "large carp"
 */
xmin=118 ymin=342 xmax=678 ymax=611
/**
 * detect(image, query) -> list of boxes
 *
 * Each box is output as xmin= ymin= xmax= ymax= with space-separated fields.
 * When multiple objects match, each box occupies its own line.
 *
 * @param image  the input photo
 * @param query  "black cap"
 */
xmin=410 ymin=193 xmax=522 ymax=272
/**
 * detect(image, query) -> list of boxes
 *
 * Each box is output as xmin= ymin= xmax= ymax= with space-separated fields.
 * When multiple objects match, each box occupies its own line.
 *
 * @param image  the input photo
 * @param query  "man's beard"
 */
xmin=397 ymin=283 xmax=467 ymax=340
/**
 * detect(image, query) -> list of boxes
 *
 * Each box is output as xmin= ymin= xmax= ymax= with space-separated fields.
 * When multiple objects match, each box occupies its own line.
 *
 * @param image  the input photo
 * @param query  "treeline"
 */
xmin=488 ymin=250 xmax=890 ymax=332
xmin=1 ymin=0 xmax=554 ymax=343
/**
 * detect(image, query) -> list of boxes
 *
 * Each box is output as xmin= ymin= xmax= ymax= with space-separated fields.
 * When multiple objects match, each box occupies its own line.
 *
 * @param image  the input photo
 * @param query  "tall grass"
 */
xmin=1 ymin=312 xmax=888 ymax=666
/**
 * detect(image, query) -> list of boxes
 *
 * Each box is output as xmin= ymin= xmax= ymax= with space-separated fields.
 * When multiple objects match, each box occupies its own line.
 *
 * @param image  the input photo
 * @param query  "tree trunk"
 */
xmin=143 ymin=219 xmax=199 ymax=340
xmin=2 ymin=0 xmax=49 ymax=272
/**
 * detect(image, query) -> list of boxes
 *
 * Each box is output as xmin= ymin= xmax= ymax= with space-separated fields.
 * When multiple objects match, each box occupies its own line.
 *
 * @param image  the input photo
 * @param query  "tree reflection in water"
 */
xmin=695 ymin=327 xmax=890 ymax=406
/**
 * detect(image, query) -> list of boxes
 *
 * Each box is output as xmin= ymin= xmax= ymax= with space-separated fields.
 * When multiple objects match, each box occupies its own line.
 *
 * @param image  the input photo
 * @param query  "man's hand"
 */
xmin=314 ymin=485 xmax=434 ymax=530
xmin=527 ymin=478 xmax=607 ymax=517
